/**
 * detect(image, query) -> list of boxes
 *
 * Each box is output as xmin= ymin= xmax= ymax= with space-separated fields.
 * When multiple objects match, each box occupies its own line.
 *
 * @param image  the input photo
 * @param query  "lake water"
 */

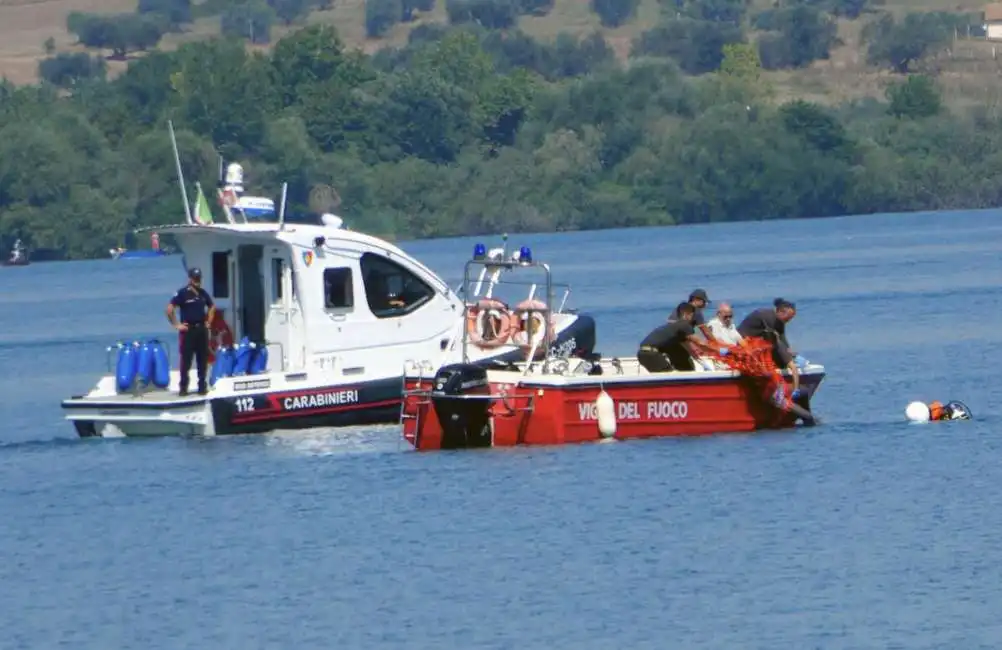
xmin=3 ymin=209 xmax=1002 ymax=649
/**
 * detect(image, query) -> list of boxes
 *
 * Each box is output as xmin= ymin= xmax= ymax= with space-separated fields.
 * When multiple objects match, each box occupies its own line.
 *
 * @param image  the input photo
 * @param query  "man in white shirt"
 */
xmin=706 ymin=302 xmax=743 ymax=346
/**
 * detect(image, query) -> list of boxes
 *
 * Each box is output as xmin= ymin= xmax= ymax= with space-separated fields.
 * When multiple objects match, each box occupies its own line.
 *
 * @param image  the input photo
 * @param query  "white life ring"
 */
xmin=512 ymin=299 xmax=553 ymax=357
xmin=466 ymin=299 xmax=515 ymax=349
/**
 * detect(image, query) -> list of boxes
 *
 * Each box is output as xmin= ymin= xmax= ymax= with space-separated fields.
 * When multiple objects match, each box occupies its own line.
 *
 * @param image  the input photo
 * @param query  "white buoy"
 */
xmin=596 ymin=389 xmax=616 ymax=438
xmin=905 ymin=401 xmax=931 ymax=423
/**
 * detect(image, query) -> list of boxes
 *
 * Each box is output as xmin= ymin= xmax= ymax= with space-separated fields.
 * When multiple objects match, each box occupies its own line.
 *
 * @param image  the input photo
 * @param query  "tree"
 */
xmin=757 ymin=5 xmax=838 ymax=70
xmin=633 ymin=18 xmax=744 ymax=75
xmin=590 ymin=0 xmax=640 ymax=27
xmin=366 ymin=0 xmax=401 ymax=37
xmin=886 ymin=74 xmax=942 ymax=118
xmin=718 ymin=42 xmax=760 ymax=80
xmin=865 ymin=12 xmax=952 ymax=74
xmin=38 ymin=53 xmax=107 ymax=88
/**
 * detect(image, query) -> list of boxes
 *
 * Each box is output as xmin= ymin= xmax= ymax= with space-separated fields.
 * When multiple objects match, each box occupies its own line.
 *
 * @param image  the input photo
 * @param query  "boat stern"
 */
xmin=61 ymin=374 xmax=215 ymax=438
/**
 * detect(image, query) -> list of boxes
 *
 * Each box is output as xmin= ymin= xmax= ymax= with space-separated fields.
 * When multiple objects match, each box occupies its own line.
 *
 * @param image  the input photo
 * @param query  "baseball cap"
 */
xmin=188 ymin=267 xmax=202 ymax=279
xmin=689 ymin=288 xmax=709 ymax=303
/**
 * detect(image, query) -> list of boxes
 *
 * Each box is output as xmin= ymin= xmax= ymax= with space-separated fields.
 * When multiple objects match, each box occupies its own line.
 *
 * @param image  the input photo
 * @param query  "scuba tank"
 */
xmin=249 ymin=342 xmax=268 ymax=375
xmin=115 ymin=341 xmax=140 ymax=392
xmin=211 ymin=345 xmax=236 ymax=386
xmin=136 ymin=340 xmax=155 ymax=386
xmin=232 ymin=337 xmax=254 ymax=376
xmin=150 ymin=339 xmax=171 ymax=389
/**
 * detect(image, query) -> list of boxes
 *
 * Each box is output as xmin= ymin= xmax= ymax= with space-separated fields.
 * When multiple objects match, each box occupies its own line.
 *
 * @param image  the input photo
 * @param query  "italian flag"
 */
xmin=193 ymin=182 xmax=214 ymax=225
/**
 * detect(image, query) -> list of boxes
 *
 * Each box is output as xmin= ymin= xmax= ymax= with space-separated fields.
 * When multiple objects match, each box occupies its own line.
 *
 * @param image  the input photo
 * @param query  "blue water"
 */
xmin=3 ymin=210 xmax=1002 ymax=649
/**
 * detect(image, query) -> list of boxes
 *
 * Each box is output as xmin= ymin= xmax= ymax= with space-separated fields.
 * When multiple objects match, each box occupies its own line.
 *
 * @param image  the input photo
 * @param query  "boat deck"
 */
xmin=63 ymin=388 xmax=210 ymax=409
xmin=468 ymin=356 xmax=827 ymax=387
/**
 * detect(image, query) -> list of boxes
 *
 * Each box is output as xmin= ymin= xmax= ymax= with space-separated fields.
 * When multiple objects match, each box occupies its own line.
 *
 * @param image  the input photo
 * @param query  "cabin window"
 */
xmin=324 ymin=267 xmax=354 ymax=309
xmin=211 ymin=252 xmax=230 ymax=298
xmin=271 ymin=258 xmax=284 ymax=303
xmin=359 ymin=252 xmax=435 ymax=318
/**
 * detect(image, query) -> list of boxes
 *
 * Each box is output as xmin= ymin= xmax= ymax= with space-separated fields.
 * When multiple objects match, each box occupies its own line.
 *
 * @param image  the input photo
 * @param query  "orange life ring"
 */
xmin=512 ymin=299 xmax=553 ymax=357
xmin=466 ymin=299 xmax=515 ymax=348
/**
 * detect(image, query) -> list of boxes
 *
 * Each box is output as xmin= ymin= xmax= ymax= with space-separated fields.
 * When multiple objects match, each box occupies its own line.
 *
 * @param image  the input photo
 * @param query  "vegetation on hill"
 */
xmin=0 ymin=0 xmax=1000 ymax=259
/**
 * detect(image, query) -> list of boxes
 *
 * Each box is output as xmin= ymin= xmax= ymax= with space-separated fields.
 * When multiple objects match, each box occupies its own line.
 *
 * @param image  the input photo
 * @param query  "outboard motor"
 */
xmin=431 ymin=363 xmax=492 ymax=450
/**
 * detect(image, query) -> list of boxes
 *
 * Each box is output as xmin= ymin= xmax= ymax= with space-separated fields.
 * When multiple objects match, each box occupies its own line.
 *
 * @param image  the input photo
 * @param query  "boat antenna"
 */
xmin=278 ymin=182 xmax=288 ymax=230
xmin=168 ymin=120 xmax=193 ymax=225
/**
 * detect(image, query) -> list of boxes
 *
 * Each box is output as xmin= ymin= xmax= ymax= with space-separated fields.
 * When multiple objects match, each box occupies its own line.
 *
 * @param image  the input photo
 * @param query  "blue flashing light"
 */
xmin=519 ymin=245 xmax=532 ymax=263
xmin=473 ymin=243 xmax=486 ymax=260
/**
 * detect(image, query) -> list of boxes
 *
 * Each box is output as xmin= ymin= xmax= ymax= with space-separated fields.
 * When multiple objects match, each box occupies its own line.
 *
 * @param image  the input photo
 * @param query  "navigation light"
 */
xmin=473 ymin=243 xmax=486 ymax=260
xmin=519 ymin=245 xmax=532 ymax=263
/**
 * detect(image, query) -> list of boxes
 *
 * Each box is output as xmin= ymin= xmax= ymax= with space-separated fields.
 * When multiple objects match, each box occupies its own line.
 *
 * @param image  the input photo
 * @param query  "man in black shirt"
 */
xmin=638 ymin=302 xmax=703 ymax=372
xmin=738 ymin=298 xmax=800 ymax=393
xmin=166 ymin=267 xmax=216 ymax=396
xmin=668 ymin=288 xmax=709 ymax=327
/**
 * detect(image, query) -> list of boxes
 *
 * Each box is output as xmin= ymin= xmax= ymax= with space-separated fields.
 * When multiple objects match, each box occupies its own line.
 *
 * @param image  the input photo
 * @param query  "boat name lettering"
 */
xmin=233 ymin=379 xmax=271 ymax=391
xmin=577 ymin=400 xmax=689 ymax=421
xmin=549 ymin=337 xmax=577 ymax=358
xmin=283 ymin=390 xmax=359 ymax=411
xmin=647 ymin=400 xmax=688 ymax=420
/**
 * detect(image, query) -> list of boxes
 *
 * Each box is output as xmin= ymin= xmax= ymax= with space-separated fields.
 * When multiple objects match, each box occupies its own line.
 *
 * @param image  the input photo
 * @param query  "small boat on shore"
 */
xmin=401 ymin=249 xmax=826 ymax=451
xmin=2 ymin=239 xmax=29 ymax=267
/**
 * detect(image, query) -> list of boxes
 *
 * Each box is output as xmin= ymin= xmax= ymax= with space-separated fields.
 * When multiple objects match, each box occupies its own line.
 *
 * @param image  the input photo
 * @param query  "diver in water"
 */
xmin=906 ymin=400 xmax=973 ymax=422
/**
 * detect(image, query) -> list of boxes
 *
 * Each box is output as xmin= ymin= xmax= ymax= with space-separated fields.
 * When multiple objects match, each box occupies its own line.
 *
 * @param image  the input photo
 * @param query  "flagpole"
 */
xmin=168 ymin=120 xmax=193 ymax=225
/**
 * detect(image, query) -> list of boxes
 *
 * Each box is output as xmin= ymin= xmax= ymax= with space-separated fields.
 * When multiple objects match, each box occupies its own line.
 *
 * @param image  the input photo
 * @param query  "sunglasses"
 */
xmin=720 ymin=313 xmax=733 ymax=318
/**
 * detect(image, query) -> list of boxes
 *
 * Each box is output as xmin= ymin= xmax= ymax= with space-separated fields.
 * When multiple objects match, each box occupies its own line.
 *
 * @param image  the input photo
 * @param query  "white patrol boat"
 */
xmin=60 ymin=123 xmax=596 ymax=438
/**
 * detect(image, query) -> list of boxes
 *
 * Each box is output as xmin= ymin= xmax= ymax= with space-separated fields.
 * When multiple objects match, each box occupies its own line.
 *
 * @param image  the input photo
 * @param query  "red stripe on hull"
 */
xmin=402 ymin=374 xmax=823 ymax=451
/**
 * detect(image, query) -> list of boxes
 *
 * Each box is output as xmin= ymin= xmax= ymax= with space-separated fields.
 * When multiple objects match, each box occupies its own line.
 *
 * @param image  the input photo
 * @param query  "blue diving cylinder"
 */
xmin=150 ymin=339 xmax=170 ymax=389
xmin=232 ymin=337 xmax=254 ymax=376
xmin=115 ymin=341 xmax=140 ymax=392
xmin=210 ymin=345 xmax=236 ymax=386
xmin=136 ymin=340 xmax=155 ymax=385
xmin=249 ymin=342 xmax=268 ymax=375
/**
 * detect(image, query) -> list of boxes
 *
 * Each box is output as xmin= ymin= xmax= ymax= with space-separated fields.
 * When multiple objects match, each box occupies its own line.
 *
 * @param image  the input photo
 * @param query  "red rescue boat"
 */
xmin=400 ymin=245 xmax=826 ymax=451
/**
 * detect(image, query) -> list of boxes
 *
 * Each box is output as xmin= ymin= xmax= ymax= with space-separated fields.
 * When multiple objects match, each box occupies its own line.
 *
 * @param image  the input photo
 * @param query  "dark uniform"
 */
xmin=170 ymin=271 xmax=214 ymax=394
xmin=738 ymin=307 xmax=792 ymax=368
xmin=638 ymin=320 xmax=696 ymax=372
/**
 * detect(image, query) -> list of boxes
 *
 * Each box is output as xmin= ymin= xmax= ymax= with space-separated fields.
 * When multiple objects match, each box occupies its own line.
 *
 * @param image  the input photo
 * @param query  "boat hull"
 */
xmin=62 ymin=374 xmax=404 ymax=438
xmin=402 ymin=361 xmax=826 ymax=451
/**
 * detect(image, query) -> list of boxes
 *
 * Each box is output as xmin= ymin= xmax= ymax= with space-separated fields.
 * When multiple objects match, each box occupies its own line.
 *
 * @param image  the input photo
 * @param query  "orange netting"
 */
xmin=693 ymin=333 xmax=791 ymax=412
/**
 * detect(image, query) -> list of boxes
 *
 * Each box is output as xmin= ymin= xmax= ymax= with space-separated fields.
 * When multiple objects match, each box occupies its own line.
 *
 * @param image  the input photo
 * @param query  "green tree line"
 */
xmin=1 ymin=1 xmax=999 ymax=259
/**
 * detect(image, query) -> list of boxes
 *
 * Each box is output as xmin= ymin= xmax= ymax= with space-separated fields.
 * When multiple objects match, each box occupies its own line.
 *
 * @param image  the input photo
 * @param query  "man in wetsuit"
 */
xmin=668 ymin=288 xmax=709 ymax=327
xmin=166 ymin=267 xmax=216 ymax=396
xmin=738 ymin=298 xmax=800 ymax=395
xmin=638 ymin=302 xmax=703 ymax=372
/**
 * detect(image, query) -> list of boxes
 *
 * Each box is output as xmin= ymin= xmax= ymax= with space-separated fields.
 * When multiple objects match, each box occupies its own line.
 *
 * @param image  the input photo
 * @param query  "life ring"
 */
xmin=512 ymin=299 xmax=553 ymax=356
xmin=466 ymin=299 xmax=515 ymax=348
xmin=207 ymin=311 xmax=235 ymax=364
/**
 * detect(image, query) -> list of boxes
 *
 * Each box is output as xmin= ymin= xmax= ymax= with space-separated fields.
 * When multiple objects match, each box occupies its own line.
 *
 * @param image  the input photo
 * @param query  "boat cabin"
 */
xmin=147 ymin=220 xmax=464 ymax=379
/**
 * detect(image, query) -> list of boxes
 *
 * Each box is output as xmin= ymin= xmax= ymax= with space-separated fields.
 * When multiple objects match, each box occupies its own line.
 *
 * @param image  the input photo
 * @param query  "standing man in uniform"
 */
xmin=166 ymin=267 xmax=215 ymax=396
xmin=638 ymin=302 xmax=704 ymax=372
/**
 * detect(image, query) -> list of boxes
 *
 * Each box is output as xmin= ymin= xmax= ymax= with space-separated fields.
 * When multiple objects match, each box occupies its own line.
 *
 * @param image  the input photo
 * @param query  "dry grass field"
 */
xmin=0 ymin=0 xmax=999 ymax=109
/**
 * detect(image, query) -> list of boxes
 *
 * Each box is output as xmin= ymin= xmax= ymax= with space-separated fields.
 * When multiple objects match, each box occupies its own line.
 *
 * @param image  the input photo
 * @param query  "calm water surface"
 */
xmin=2 ymin=210 xmax=1002 ymax=649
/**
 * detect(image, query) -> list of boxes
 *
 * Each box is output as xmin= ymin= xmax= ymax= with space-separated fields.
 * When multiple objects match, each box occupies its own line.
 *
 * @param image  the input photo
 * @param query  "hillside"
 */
xmin=4 ymin=0 xmax=1002 ymax=259
xmin=0 ymin=0 xmax=996 ymax=107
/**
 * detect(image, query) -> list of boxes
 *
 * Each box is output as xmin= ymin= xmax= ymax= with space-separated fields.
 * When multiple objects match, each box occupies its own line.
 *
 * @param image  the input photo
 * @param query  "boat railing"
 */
xmin=461 ymin=244 xmax=558 ymax=374
xmin=453 ymin=276 xmax=573 ymax=314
